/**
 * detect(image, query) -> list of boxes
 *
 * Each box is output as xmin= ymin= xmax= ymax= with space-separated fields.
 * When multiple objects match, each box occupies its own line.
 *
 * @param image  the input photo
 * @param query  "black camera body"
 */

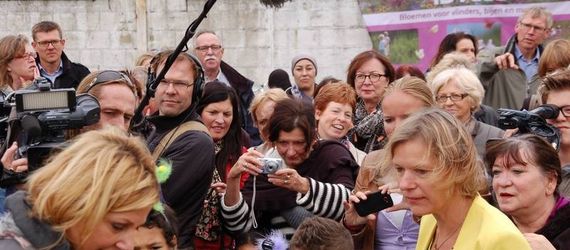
xmin=0 ymin=77 xmax=100 ymax=185
xmin=497 ymin=104 xmax=561 ymax=150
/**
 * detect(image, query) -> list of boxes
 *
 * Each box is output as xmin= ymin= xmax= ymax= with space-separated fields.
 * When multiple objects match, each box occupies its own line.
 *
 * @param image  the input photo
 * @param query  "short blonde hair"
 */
xmin=430 ymin=66 xmax=485 ymax=110
xmin=27 ymin=127 xmax=159 ymax=244
xmin=381 ymin=108 xmax=484 ymax=198
xmin=383 ymin=76 xmax=436 ymax=107
xmin=249 ymin=88 xmax=289 ymax=124
xmin=538 ymin=39 xmax=570 ymax=77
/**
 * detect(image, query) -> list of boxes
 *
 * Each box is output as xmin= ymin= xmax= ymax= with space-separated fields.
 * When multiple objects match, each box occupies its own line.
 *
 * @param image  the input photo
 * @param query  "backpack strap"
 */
xmin=152 ymin=121 xmax=210 ymax=161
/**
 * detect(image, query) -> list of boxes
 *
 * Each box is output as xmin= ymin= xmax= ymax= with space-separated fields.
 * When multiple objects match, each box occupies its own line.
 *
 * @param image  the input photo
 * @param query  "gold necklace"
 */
xmin=432 ymin=224 xmax=461 ymax=250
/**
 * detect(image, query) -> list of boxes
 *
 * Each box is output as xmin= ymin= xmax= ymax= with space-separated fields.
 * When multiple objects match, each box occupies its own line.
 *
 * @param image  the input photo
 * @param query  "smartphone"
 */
xmin=354 ymin=191 xmax=394 ymax=217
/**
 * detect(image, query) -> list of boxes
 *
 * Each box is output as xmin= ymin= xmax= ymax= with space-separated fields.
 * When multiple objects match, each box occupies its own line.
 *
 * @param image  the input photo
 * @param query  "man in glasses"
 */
xmin=480 ymin=7 xmax=552 ymax=110
xmin=31 ymin=21 xmax=90 ymax=89
xmin=194 ymin=30 xmax=260 ymax=146
xmin=146 ymin=50 xmax=215 ymax=249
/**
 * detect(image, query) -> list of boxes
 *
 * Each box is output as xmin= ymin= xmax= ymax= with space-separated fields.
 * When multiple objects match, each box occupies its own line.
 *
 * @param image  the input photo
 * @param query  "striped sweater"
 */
xmin=221 ymin=177 xmax=351 ymax=238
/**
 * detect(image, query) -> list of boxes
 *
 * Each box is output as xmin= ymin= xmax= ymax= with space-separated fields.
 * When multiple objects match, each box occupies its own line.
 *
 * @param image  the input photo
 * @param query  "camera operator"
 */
xmin=0 ymin=69 xmax=138 ymax=193
xmin=538 ymin=68 xmax=570 ymax=196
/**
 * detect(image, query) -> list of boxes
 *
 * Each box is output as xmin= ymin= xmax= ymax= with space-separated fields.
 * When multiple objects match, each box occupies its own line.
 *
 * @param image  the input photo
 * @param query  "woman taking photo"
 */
xmin=346 ymin=50 xmax=396 ymax=153
xmin=343 ymin=76 xmax=435 ymax=249
xmin=314 ymin=82 xmax=366 ymax=165
xmin=195 ymin=81 xmax=249 ymax=249
xmin=221 ymin=99 xmax=359 ymax=239
xmin=381 ymin=108 xmax=529 ymax=249
xmin=486 ymin=134 xmax=569 ymax=249
xmin=0 ymin=128 xmax=159 ymax=249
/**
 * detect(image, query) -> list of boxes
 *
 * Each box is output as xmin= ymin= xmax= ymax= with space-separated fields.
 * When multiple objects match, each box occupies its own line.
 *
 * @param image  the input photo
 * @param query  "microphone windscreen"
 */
xmin=21 ymin=115 xmax=42 ymax=138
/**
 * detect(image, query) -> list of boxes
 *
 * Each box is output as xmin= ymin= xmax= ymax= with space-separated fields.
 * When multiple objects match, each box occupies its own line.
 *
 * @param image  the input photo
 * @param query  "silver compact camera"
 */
xmin=260 ymin=158 xmax=283 ymax=174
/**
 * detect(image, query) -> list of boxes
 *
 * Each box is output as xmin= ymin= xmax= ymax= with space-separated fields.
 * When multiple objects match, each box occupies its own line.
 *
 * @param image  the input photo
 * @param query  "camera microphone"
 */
xmin=531 ymin=104 xmax=559 ymax=119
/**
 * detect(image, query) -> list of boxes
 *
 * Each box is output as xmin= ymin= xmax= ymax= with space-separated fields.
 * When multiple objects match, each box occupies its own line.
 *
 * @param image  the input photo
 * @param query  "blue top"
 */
xmin=514 ymin=44 xmax=540 ymax=82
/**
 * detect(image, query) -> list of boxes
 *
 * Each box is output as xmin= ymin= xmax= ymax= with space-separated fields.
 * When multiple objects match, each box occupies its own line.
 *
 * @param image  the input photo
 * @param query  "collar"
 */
xmin=37 ymin=60 xmax=63 ymax=75
xmin=514 ymin=44 xmax=540 ymax=62
xmin=4 ymin=191 xmax=71 ymax=249
xmin=147 ymin=106 xmax=201 ymax=133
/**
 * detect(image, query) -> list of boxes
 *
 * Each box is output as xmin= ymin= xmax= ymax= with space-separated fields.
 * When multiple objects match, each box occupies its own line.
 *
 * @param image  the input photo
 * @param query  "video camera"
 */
xmin=497 ymin=104 xmax=561 ymax=150
xmin=0 ymin=77 xmax=100 ymax=184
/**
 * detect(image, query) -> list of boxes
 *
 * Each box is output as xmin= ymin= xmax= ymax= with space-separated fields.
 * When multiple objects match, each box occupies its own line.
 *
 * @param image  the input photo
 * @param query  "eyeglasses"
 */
xmin=14 ymin=52 xmax=37 ymax=60
xmin=195 ymin=45 xmax=222 ymax=52
xmin=86 ymin=70 xmax=136 ymax=96
xmin=35 ymin=39 xmax=63 ymax=48
xmin=519 ymin=22 xmax=548 ymax=32
xmin=159 ymin=79 xmax=194 ymax=89
xmin=554 ymin=105 xmax=570 ymax=118
xmin=355 ymin=73 xmax=387 ymax=83
xmin=435 ymin=93 xmax=469 ymax=103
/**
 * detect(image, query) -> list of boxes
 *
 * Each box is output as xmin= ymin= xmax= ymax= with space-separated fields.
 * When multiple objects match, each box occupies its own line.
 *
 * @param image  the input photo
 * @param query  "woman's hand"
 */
xmin=342 ymin=191 xmax=376 ymax=228
xmin=523 ymin=233 xmax=555 ymax=250
xmin=377 ymin=183 xmax=410 ymax=213
xmin=227 ymin=149 xmax=264 ymax=180
xmin=1 ymin=142 xmax=28 ymax=173
xmin=268 ymin=168 xmax=310 ymax=194
xmin=211 ymin=182 xmax=227 ymax=197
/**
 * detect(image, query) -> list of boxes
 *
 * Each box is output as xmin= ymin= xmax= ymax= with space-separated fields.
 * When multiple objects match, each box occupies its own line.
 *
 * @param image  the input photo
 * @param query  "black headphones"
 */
xmin=149 ymin=51 xmax=205 ymax=105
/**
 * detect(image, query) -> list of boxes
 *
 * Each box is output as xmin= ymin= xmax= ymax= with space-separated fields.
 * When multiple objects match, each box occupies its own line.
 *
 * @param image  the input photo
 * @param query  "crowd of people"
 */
xmin=0 ymin=5 xmax=567 ymax=250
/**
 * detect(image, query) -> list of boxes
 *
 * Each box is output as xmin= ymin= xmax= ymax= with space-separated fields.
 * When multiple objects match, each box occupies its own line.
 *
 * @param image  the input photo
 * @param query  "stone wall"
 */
xmin=0 ymin=0 xmax=372 ymax=87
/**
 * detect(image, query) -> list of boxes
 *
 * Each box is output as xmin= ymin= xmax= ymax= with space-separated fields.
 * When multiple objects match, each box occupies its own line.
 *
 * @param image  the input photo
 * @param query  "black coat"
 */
xmin=35 ymin=52 xmax=90 ymax=89
xmin=146 ymin=109 xmax=215 ymax=249
xmin=536 ymin=200 xmax=570 ymax=249
xmin=220 ymin=61 xmax=260 ymax=146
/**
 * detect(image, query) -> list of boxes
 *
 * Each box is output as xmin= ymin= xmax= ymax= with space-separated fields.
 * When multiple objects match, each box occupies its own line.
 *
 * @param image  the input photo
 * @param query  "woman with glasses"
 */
xmin=221 ymin=99 xmax=358 ymax=240
xmin=486 ymin=134 xmax=569 ymax=249
xmin=429 ymin=65 xmax=504 ymax=160
xmin=0 ymin=35 xmax=38 ymax=97
xmin=539 ymin=68 xmax=570 ymax=196
xmin=346 ymin=50 xmax=396 ymax=153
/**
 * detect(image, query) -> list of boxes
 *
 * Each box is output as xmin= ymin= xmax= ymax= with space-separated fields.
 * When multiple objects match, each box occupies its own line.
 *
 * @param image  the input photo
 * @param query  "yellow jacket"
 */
xmin=416 ymin=195 xmax=530 ymax=250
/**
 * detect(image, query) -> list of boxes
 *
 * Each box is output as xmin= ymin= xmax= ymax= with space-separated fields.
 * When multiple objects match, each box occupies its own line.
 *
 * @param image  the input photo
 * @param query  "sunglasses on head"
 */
xmin=86 ymin=70 xmax=136 ymax=95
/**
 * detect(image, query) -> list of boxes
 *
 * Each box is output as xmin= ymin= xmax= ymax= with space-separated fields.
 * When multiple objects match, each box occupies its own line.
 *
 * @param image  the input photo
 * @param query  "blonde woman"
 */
xmin=344 ymin=76 xmax=435 ymax=249
xmin=383 ymin=108 xmax=529 ymax=249
xmin=0 ymin=127 xmax=159 ymax=249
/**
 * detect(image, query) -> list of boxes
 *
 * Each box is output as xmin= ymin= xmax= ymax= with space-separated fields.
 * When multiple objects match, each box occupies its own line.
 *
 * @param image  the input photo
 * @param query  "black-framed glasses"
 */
xmin=435 ymin=93 xmax=469 ymax=103
xmin=86 ymin=70 xmax=136 ymax=96
xmin=355 ymin=73 xmax=387 ymax=83
xmin=35 ymin=39 xmax=63 ymax=48
xmin=554 ymin=105 xmax=570 ymax=118
xmin=519 ymin=22 xmax=548 ymax=32
xmin=13 ymin=52 xmax=37 ymax=60
xmin=159 ymin=79 xmax=194 ymax=89
xmin=194 ymin=45 xmax=222 ymax=52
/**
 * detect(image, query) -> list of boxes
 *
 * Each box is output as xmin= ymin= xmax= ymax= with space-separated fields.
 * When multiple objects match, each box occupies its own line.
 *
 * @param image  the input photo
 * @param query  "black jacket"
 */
xmin=536 ymin=200 xmax=570 ymax=250
xmin=0 ymin=191 xmax=71 ymax=249
xmin=35 ymin=52 xmax=90 ymax=89
xmin=220 ymin=61 xmax=260 ymax=146
xmin=146 ymin=108 xmax=215 ymax=249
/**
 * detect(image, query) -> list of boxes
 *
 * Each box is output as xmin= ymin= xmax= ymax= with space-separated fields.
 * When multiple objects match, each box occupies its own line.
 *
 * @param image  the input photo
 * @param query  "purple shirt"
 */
xmin=375 ymin=209 xmax=419 ymax=250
